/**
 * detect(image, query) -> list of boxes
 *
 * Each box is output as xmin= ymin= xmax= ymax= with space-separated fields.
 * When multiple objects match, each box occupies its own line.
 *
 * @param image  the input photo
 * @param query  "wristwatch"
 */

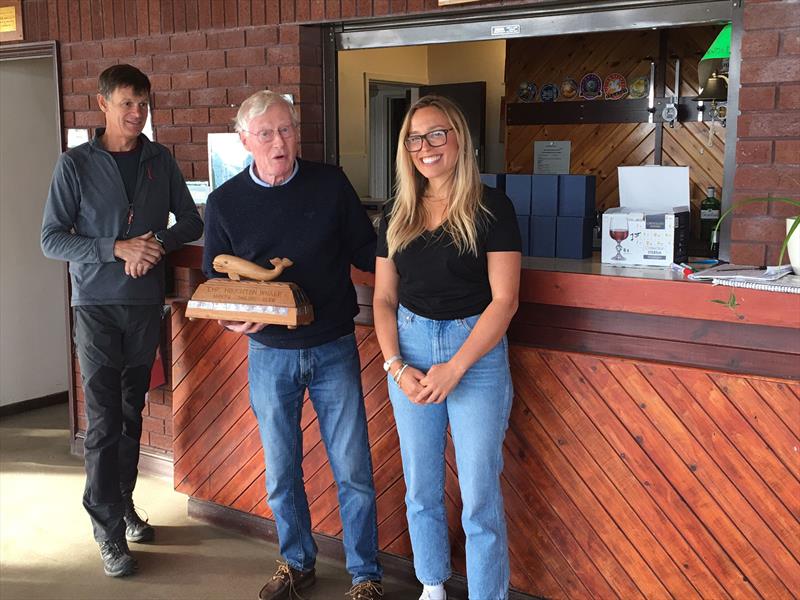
xmin=154 ymin=232 xmax=166 ymax=249
xmin=383 ymin=355 xmax=402 ymax=372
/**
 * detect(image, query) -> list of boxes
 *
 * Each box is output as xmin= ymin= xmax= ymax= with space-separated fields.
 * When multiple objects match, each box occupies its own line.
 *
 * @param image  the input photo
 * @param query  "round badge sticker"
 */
xmin=579 ymin=73 xmax=602 ymax=100
xmin=540 ymin=83 xmax=559 ymax=102
xmin=604 ymin=73 xmax=629 ymax=100
xmin=517 ymin=81 xmax=537 ymax=103
xmin=629 ymin=76 xmax=649 ymax=99
xmin=561 ymin=78 xmax=579 ymax=100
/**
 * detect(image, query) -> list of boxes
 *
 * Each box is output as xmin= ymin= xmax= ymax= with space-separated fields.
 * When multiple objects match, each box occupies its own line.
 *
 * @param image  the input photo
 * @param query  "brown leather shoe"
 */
xmin=346 ymin=580 xmax=383 ymax=599
xmin=258 ymin=561 xmax=316 ymax=600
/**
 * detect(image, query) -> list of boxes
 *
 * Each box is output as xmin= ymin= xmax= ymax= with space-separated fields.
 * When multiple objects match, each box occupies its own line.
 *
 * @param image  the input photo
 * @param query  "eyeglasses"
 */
xmin=244 ymin=125 xmax=295 ymax=144
xmin=403 ymin=128 xmax=453 ymax=152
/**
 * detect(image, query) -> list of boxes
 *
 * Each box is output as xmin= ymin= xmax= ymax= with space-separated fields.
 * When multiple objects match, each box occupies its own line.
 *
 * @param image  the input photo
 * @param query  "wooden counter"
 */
xmin=167 ymin=245 xmax=800 ymax=599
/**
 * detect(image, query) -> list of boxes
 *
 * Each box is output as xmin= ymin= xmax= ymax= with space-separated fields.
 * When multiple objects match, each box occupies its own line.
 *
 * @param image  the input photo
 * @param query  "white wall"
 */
xmin=427 ymin=40 xmax=506 ymax=174
xmin=0 ymin=57 xmax=67 ymax=407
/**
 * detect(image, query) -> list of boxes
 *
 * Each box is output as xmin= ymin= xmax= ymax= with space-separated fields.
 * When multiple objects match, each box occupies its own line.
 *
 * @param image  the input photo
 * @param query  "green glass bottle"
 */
xmin=700 ymin=186 xmax=721 ymax=256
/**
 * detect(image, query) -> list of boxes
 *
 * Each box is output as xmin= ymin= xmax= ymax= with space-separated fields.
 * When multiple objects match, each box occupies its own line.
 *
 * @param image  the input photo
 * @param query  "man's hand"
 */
xmin=218 ymin=320 xmax=267 ymax=334
xmin=114 ymin=232 xmax=164 ymax=278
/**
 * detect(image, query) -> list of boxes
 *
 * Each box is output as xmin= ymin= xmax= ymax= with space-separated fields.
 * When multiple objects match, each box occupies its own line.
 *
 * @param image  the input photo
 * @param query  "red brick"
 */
xmin=174 ymin=143 xmax=209 ymax=161
xmin=74 ymin=111 xmax=103 ymax=127
xmin=153 ymin=90 xmax=189 ymax=109
xmin=279 ymin=25 xmax=300 ymax=44
xmin=739 ymin=86 xmax=776 ymax=111
xmin=177 ymin=161 xmax=194 ymax=180
xmin=73 ymin=77 xmax=99 ymax=94
xmin=143 ymin=415 xmax=164 ymax=433
xmin=188 ymin=50 xmax=226 ymax=70
xmin=778 ymin=84 xmax=800 ymax=110
xmin=155 ymin=127 xmax=191 ymax=144
xmin=164 ymin=418 xmax=174 ymax=436
xmin=136 ymin=36 xmax=170 ymax=55
xmin=744 ymin=3 xmax=800 ymax=30
xmin=149 ymin=73 xmax=171 ymax=91
xmin=741 ymin=30 xmax=779 ymax=58
xmin=736 ymin=140 xmax=772 ymax=164
xmin=227 ymin=46 xmax=266 ymax=67
xmin=153 ymin=53 xmax=188 ymax=73
xmin=174 ymin=107 xmax=209 ymax=124
xmin=172 ymin=72 xmax=208 ymax=90
xmin=139 ymin=431 xmax=151 ymax=446
xmin=71 ymin=42 xmax=103 ymax=60
xmin=190 ymin=87 xmax=228 ymax=106
xmin=247 ymin=27 xmax=279 ymax=46
xmin=127 ymin=56 xmax=154 ymax=73
xmin=102 ymin=39 xmax=135 ymax=58
xmin=247 ymin=66 xmax=279 ymax=86
xmin=782 ymin=29 xmax=800 ymax=55
xmin=341 ymin=0 xmax=356 ymax=18
xmin=775 ymin=140 xmax=800 ymax=165
xmin=280 ymin=66 xmax=301 ymax=84
xmin=192 ymin=125 xmax=230 ymax=142
xmin=149 ymin=432 xmax=172 ymax=450
xmin=738 ymin=112 xmax=800 ymax=138
xmin=210 ymin=107 xmax=239 ymax=124
xmin=768 ymin=196 xmax=800 ymax=217
xmin=63 ymin=95 xmax=90 ymax=111
xmin=766 ymin=242 xmax=794 ymax=267
xmin=267 ymin=45 xmax=299 ymax=66
xmin=730 ymin=241 xmax=766 ymax=265
xmin=208 ymin=29 xmax=245 ymax=49
xmin=731 ymin=215 xmax=788 ymax=244
xmin=151 ymin=109 xmax=173 ymax=125
xmin=731 ymin=193 xmax=769 ymax=216
xmin=209 ymin=68 xmax=246 ymax=87
xmin=171 ymin=31 xmax=206 ymax=52
xmin=85 ymin=58 xmax=118 ymax=78
xmin=735 ymin=165 xmax=800 ymax=193
xmin=356 ymin=0 xmax=371 ymax=17
xmin=61 ymin=61 xmax=87 ymax=78
xmin=227 ymin=86 xmax=263 ymax=105
xmin=740 ymin=57 xmax=800 ymax=84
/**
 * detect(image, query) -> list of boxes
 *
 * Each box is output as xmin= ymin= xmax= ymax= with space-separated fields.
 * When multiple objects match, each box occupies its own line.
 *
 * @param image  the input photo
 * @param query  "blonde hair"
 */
xmin=386 ymin=95 xmax=486 ymax=258
xmin=234 ymin=90 xmax=298 ymax=132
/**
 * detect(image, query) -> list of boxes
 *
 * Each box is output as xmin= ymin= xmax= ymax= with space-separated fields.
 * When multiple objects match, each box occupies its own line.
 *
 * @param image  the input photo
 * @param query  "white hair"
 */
xmin=234 ymin=90 xmax=298 ymax=132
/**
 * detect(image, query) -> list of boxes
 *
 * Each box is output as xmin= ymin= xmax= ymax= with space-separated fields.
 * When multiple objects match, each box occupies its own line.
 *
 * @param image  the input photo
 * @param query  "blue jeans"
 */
xmin=248 ymin=333 xmax=382 ymax=583
xmin=389 ymin=305 xmax=513 ymax=600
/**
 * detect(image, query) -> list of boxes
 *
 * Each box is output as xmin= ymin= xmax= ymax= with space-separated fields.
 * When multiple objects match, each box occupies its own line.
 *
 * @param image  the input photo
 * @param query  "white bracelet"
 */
xmin=393 ymin=362 xmax=409 ymax=384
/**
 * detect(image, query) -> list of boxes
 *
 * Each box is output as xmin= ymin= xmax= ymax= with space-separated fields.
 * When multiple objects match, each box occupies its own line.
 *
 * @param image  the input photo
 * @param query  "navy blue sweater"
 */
xmin=202 ymin=159 xmax=376 ymax=349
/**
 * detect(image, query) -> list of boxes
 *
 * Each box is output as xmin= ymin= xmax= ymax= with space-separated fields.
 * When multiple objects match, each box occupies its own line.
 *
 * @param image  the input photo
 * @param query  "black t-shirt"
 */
xmin=109 ymin=142 xmax=142 ymax=203
xmin=377 ymin=185 xmax=521 ymax=320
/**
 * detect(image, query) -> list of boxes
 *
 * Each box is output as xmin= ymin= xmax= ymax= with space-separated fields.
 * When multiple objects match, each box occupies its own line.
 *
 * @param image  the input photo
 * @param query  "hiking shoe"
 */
xmin=346 ymin=580 xmax=383 ymax=599
xmin=124 ymin=503 xmax=155 ymax=543
xmin=258 ymin=561 xmax=316 ymax=600
xmin=99 ymin=538 xmax=137 ymax=577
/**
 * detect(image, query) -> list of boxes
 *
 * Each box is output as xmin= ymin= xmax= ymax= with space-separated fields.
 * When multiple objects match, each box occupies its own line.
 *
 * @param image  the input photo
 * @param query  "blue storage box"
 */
xmin=516 ymin=216 xmax=530 ymax=256
xmin=531 ymin=175 xmax=559 ymax=216
xmin=556 ymin=216 xmax=593 ymax=259
xmin=558 ymin=175 xmax=596 ymax=217
xmin=480 ymin=173 xmax=506 ymax=191
xmin=530 ymin=216 xmax=556 ymax=257
xmin=505 ymin=174 xmax=531 ymax=216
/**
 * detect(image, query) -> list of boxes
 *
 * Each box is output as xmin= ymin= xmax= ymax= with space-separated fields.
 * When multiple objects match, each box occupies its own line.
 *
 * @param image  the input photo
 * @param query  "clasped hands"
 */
xmin=114 ymin=232 xmax=164 ymax=278
xmin=395 ymin=361 xmax=464 ymax=405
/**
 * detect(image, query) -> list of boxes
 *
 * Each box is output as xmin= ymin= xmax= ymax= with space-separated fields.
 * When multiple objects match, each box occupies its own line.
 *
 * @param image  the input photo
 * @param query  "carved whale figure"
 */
xmin=212 ymin=254 xmax=294 ymax=282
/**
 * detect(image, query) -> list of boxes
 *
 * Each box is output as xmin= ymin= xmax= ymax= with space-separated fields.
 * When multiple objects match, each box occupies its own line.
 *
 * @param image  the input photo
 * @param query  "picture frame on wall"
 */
xmin=0 ymin=1 xmax=23 ymax=42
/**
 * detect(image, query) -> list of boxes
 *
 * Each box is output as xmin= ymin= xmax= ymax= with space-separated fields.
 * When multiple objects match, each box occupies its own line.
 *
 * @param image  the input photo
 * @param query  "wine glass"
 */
xmin=609 ymin=214 xmax=629 ymax=261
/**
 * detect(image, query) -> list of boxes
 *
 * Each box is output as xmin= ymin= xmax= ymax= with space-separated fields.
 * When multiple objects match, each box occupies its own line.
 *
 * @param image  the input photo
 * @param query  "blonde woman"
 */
xmin=373 ymin=95 xmax=521 ymax=600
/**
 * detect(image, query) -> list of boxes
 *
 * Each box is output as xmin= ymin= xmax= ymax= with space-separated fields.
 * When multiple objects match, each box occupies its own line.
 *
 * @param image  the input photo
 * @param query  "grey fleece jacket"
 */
xmin=41 ymin=130 xmax=203 ymax=306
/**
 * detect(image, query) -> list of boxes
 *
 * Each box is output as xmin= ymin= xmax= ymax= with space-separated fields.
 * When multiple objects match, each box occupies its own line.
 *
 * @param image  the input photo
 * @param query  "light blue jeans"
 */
xmin=248 ymin=333 xmax=382 ymax=584
xmin=389 ymin=305 xmax=513 ymax=600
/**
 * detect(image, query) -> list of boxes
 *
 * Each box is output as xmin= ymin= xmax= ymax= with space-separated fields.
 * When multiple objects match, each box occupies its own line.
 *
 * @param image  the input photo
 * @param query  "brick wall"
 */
xmin=731 ymin=0 xmax=800 ymax=265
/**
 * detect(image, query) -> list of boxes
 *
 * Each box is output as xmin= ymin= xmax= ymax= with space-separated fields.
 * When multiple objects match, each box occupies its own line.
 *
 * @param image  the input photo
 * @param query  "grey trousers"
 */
xmin=73 ymin=304 xmax=162 ymax=542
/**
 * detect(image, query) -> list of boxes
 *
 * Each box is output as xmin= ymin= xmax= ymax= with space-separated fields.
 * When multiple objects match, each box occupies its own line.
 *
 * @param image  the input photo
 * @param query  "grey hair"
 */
xmin=234 ymin=90 xmax=298 ymax=132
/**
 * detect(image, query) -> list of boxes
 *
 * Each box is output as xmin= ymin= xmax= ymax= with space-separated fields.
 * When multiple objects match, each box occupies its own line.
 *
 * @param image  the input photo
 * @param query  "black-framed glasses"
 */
xmin=244 ymin=125 xmax=295 ymax=144
xmin=403 ymin=128 xmax=453 ymax=152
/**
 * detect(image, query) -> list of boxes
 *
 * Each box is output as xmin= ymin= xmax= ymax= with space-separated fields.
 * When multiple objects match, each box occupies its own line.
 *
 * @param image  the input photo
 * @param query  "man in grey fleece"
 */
xmin=41 ymin=64 xmax=202 ymax=577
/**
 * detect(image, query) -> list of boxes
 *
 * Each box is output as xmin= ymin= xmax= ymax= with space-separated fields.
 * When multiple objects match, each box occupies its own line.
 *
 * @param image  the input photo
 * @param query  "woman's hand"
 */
xmin=395 ymin=365 xmax=426 ymax=403
xmin=414 ymin=361 xmax=465 ymax=405
xmin=218 ymin=320 xmax=266 ymax=334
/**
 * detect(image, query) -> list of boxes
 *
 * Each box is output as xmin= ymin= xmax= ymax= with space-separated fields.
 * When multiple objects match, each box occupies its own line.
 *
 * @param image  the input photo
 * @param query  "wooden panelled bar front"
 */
xmin=169 ymin=246 xmax=799 ymax=599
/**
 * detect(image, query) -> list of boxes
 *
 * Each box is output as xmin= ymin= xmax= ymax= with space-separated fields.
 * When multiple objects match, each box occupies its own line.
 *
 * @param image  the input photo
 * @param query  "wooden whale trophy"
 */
xmin=185 ymin=254 xmax=314 ymax=328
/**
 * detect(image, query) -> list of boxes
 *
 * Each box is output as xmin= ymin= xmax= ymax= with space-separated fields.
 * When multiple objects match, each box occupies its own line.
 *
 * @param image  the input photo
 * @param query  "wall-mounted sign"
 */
xmin=0 ymin=1 xmax=23 ymax=42
xmin=438 ymin=0 xmax=482 ymax=5
xmin=534 ymin=141 xmax=571 ymax=175
xmin=491 ymin=24 xmax=521 ymax=36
